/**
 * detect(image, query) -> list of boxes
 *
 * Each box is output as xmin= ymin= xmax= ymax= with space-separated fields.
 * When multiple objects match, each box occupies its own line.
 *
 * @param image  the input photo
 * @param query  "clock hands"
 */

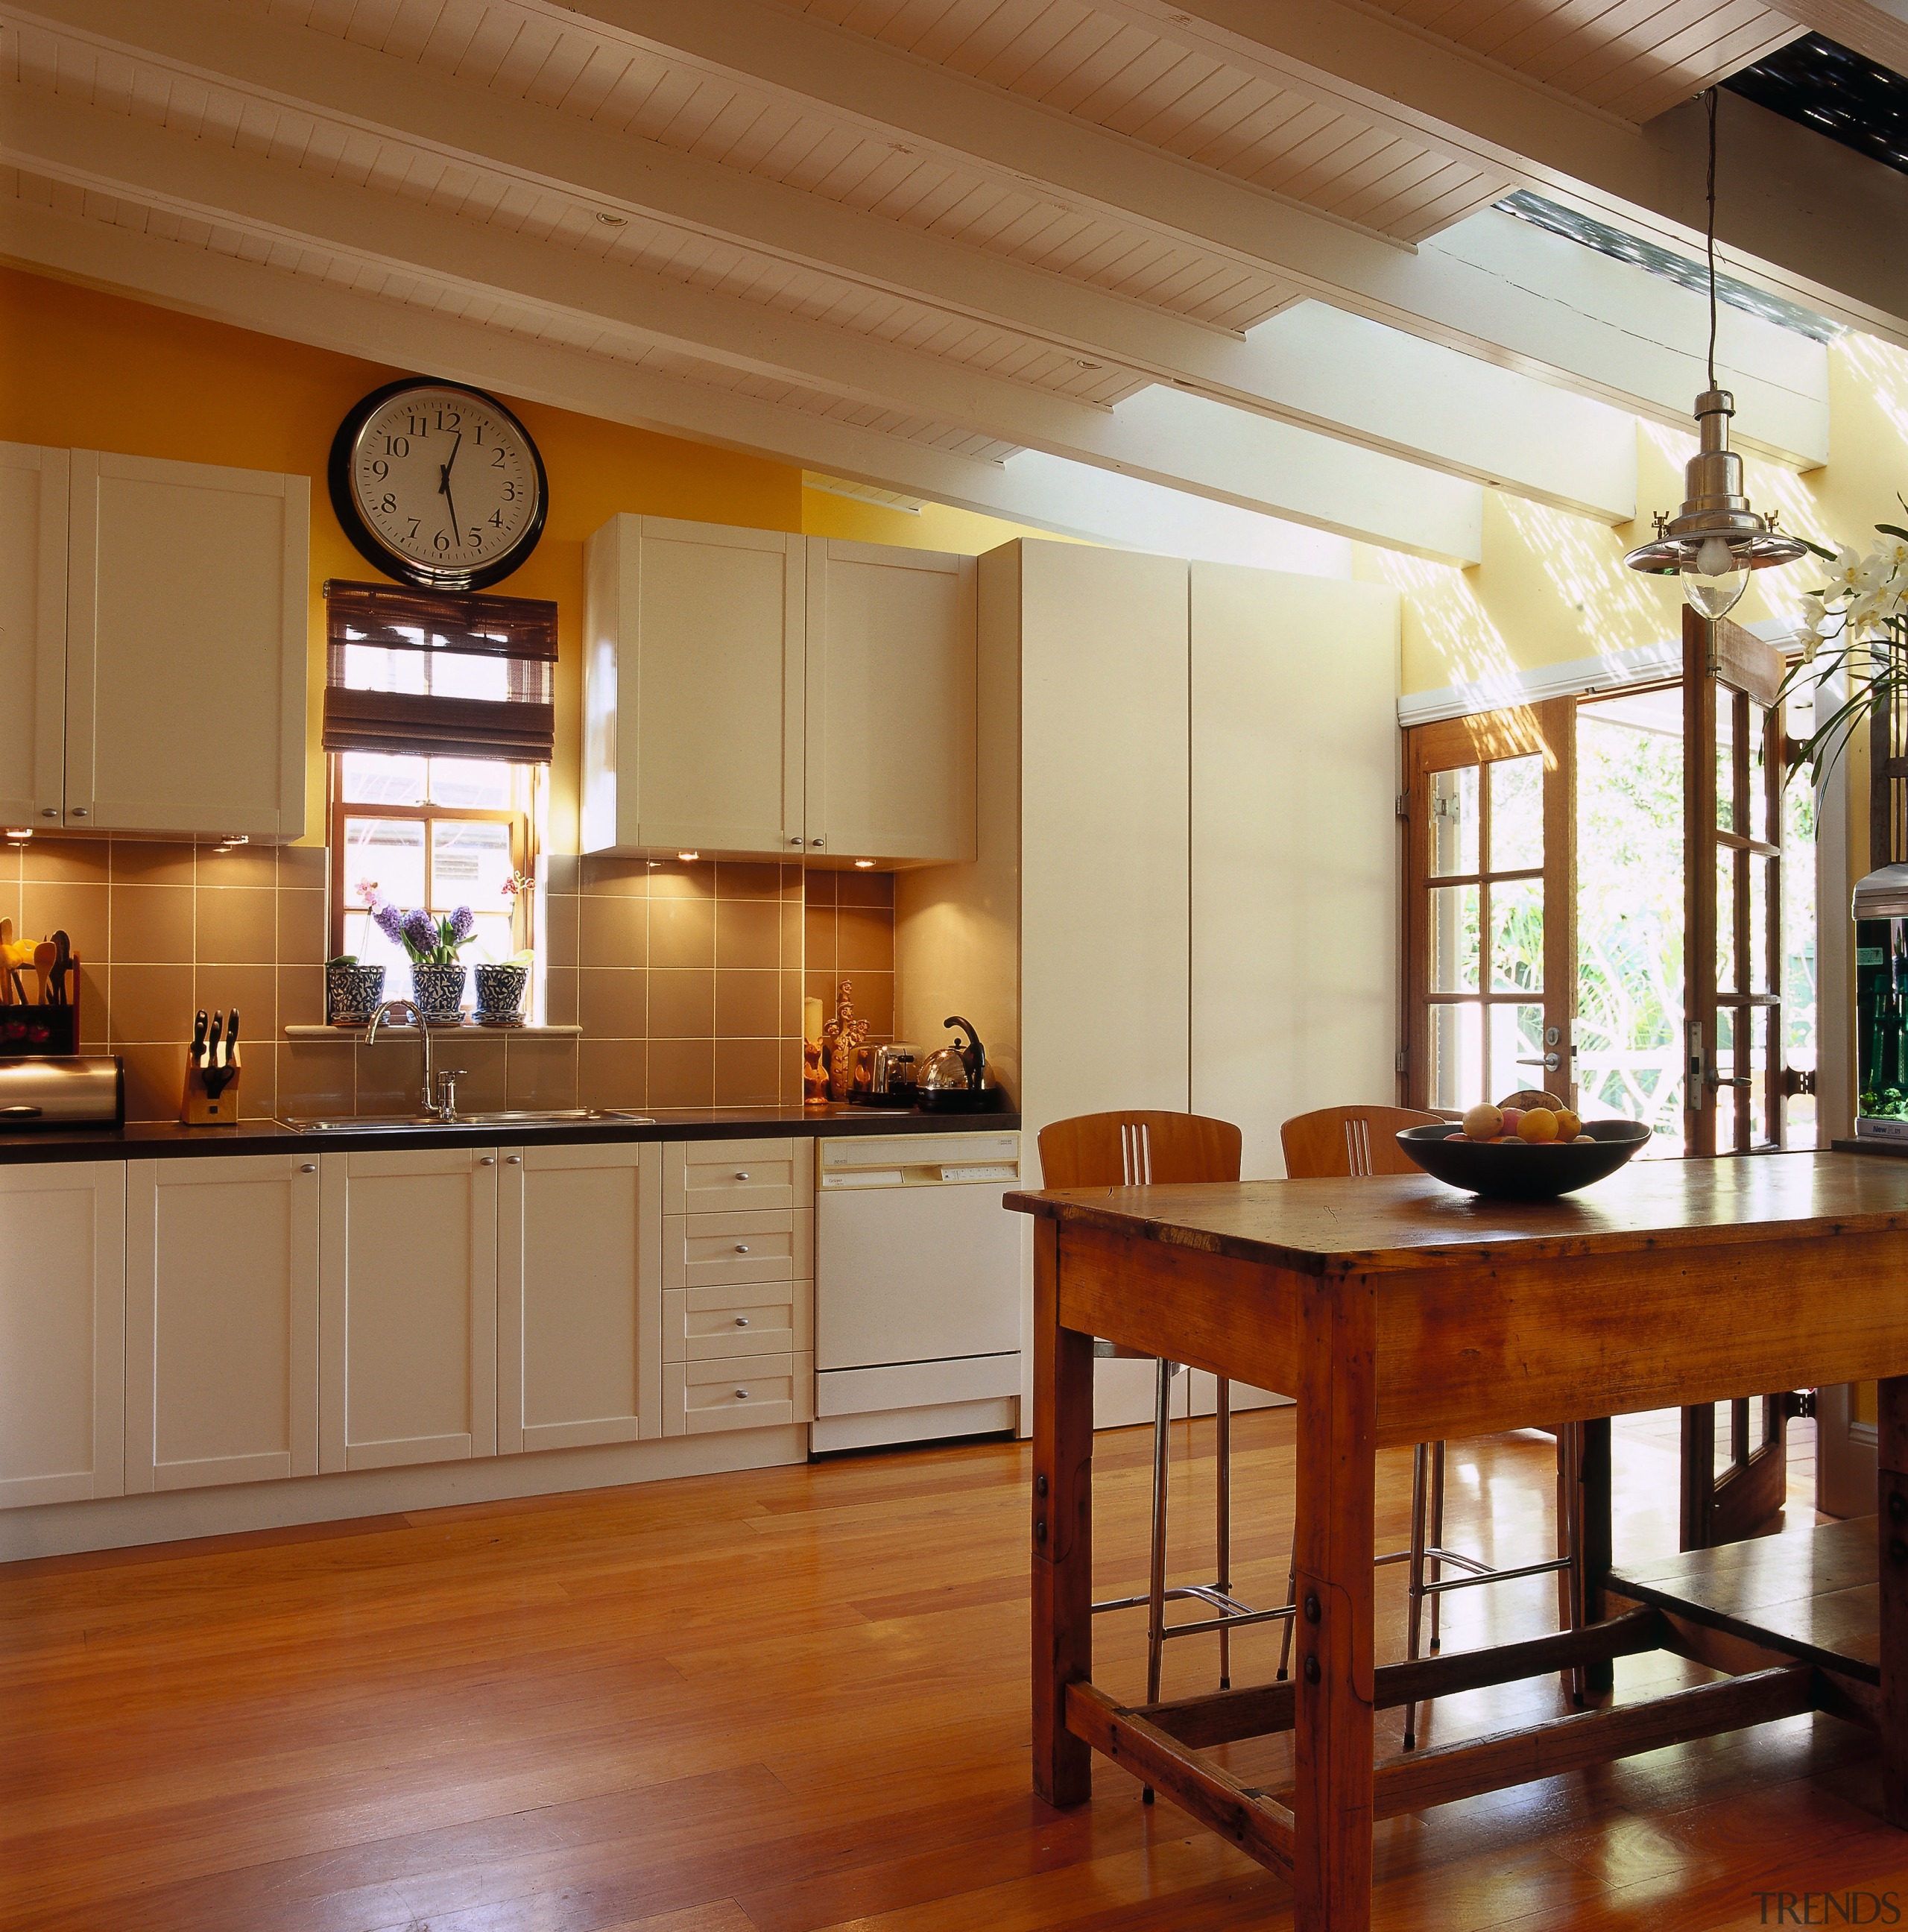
xmin=437 ymin=431 xmax=463 ymax=549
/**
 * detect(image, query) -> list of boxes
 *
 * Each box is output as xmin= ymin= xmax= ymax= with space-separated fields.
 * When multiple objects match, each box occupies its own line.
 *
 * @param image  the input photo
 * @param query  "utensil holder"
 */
xmin=181 ymin=1052 xmax=242 ymax=1126
xmin=0 ymin=950 xmax=84 ymax=1056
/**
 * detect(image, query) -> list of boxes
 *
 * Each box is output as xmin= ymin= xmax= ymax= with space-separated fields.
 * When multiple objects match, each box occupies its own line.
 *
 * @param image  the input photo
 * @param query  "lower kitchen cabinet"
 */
xmin=319 ymin=1148 xmax=498 ymax=1472
xmin=663 ymin=1353 xmax=815 ymax=1435
xmin=125 ymin=1155 xmax=319 ymax=1491
xmin=0 ymin=1162 xmax=124 ymax=1507
xmin=497 ymin=1143 xmax=659 ymax=1454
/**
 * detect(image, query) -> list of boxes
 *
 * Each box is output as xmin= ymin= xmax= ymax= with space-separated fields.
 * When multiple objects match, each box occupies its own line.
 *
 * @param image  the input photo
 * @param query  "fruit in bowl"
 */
xmin=1400 ymin=1096 xmax=1651 ymax=1200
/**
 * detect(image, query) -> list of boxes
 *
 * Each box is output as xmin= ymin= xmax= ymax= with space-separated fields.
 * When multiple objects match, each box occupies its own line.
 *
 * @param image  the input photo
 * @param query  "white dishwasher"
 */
xmin=812 ymin=1130 xmax=1023 ymax=1452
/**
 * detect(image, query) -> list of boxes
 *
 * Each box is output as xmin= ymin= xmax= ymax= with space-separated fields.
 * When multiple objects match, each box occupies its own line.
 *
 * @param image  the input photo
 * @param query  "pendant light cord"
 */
xmin=1705 ymin=86 xmax=1719 ymax=392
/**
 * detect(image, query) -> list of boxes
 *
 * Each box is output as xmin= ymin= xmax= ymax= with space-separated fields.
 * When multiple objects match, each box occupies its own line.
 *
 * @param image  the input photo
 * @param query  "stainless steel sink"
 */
xmin=277 ymin=1108 xmax=654 ymax=1132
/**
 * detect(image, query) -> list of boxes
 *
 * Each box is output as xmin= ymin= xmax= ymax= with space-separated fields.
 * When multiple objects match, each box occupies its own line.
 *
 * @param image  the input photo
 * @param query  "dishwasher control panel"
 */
xmin=818 ymin=1131 xmax=1020 ymax=1189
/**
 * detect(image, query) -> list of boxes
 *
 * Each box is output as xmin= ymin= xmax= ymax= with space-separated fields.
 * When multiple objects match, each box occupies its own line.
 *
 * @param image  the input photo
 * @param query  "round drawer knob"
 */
xmin=300 ymin=1163 xmax=317 ymax=1174
xmin=735 ymin=1388 xmax=749 ymax=1401
xmin=735 ymin=1316 xmax=750 ymax=1327
xmin=735 ymin=1171 xmax=750 ymax=1180
xmin=505 ymin=1155 xmax=522 ymax=1165
xmin=735 ymin=1243 xmax=750 ymax=1253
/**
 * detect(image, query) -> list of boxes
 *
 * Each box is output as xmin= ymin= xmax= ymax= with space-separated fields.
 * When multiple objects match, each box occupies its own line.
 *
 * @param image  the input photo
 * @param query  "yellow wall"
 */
xmin=0 ymin=266 xmax=1064 ymax=853
xmin=1365 ymin=331 xmax=1908 ymax=697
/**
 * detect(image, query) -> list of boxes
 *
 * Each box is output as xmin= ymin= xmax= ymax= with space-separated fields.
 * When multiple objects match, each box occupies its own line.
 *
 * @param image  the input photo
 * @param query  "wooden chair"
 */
xmin=1278 ymin=1103 xmax=1584 ymax=1749
xmin=1039 ymin=1111 xmax=1278 ymax=1720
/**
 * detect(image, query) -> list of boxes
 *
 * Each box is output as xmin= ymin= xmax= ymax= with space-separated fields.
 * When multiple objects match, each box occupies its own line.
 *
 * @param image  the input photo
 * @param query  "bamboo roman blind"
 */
xmin=322 ymin=580 xmax=557 ymax=764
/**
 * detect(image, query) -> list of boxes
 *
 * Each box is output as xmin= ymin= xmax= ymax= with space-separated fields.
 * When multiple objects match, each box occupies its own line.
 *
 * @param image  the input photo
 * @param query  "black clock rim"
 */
xmin=326 ymin=376 xmax=549 ymax=593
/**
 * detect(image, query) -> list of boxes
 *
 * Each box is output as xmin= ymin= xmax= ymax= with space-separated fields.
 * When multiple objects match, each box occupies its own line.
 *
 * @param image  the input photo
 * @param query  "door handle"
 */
xmin=1516 ymin=1054 xmax=1562 ymax=1073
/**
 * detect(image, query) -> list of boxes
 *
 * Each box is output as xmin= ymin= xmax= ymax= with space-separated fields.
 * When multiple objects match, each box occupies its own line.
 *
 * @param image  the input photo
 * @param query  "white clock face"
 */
xmin=347 ymin=385 xmax=541 ymax=580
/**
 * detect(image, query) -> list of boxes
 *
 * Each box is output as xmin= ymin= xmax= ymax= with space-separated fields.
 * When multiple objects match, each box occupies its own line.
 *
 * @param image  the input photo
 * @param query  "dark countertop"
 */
xmin=0 ymin=1101 xmax=1021 ymax=1165
xmin=1832 ymin=1136 xmax=1908 ymax=1158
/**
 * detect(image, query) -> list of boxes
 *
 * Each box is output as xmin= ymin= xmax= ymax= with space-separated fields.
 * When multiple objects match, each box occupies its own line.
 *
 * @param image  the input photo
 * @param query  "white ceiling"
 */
xmin=0 ymin=0 xmax=1898 ymax=563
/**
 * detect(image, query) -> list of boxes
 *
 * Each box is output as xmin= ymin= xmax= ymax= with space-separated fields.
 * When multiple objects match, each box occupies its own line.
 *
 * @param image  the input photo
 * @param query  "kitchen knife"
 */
xmin=205 ymin=1011 xmax=224 ymax=1070
xmin=191 ymin=1010 xmax=208 ymax=1066
xmin=221 ymin=1009 xmax=239 ymax=1067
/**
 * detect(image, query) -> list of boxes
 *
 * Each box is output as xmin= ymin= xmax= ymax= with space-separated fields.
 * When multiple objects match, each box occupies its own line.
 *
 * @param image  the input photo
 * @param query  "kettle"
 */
xmin=920 ymin=1015 xmax=987 ymax=1113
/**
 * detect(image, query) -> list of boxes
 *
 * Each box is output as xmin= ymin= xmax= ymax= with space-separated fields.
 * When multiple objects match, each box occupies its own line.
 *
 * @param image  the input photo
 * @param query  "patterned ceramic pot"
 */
xmin=408 ymin=962 xmax=467 ymax=1024
xmin=475 ymin=962 xmax=529 ymax=1025
xmin=325 ymin=962 xmax=385 ymax=1026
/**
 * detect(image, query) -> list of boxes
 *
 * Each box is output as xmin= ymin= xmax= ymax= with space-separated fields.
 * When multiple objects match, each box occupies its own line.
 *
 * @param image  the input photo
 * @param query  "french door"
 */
xmin=1680 ymin=606 xmax=1795 ymax=1548
xmin=1403 ymin=701 xmax=1576 ymax=1114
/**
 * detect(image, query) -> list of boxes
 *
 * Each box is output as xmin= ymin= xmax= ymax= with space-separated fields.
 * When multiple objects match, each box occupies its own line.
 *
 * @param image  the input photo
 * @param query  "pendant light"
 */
xmin=1624 ymin=88 xmax=1803 ymax=619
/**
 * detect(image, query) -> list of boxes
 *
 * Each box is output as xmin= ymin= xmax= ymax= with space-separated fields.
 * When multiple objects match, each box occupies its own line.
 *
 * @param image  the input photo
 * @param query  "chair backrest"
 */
xmin=1280 ymin=1105 xmax=1444 ymax=1180
xmin=1038 ymin=1111 xmax=1242 ymax=1189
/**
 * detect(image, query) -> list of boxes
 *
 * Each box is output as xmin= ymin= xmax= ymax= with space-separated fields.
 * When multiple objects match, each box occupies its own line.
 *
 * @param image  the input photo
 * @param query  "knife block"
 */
xmin=180 ymin=1052 xmax=242 ymax=1126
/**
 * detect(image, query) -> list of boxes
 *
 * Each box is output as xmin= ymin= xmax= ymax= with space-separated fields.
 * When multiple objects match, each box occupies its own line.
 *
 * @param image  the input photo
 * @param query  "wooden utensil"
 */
xmin=50 ymin=930 xmax=71 ymax=1006
xmin=32 ymin=941 xmax=54 ymax=1006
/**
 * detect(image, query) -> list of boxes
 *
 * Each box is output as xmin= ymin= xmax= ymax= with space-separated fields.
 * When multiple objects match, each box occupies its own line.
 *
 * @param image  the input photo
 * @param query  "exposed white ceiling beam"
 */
xmin=0 ymin=79 xmax=1482 ymax=560
xmin=3 ymin=0 xmax=1632 ymax=517
xmin=1093 ymin=0 xmax=1908 ymax=349
xmin=0 ymin=195 xmax=1464 ymax=569
xmin=1767 ymin=0 xmax=1908 ymax=77
xmin=511 ymin=0 xmax=1834 ymax=457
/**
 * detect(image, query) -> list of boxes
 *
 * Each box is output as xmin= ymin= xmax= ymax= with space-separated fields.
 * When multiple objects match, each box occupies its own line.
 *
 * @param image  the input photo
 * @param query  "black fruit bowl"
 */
xmin=1396 ymin=1119 xmax=1652 ymax=1201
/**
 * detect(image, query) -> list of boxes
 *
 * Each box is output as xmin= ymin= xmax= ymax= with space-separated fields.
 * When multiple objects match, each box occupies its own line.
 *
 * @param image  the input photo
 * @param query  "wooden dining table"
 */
xmin=1010 ymin=1151 xmax=1908 ymax=1931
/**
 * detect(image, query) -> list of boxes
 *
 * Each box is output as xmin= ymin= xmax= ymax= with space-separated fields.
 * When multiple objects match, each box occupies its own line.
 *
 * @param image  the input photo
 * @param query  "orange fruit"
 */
xmin=1555 ymin=1109 xmax=1582 ymax=1138
xmin=1517 ymin=1108 xmax=1559 ymax=1143
xmin=1462 ymin=1104 xmax=1502 ymax=1142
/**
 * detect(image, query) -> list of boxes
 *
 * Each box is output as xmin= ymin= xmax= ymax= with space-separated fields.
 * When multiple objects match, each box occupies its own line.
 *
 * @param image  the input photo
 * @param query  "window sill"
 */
xmin=285 ymin=1023 xmax=583 ymax=1041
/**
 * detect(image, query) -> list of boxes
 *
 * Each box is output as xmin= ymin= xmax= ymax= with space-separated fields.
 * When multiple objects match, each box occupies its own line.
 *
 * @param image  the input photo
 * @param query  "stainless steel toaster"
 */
xmin=0 ymin=1056 xmax=124 ymax=1128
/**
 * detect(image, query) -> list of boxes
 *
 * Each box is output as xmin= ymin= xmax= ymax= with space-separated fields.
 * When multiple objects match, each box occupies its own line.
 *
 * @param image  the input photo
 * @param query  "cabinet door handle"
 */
xmin=735 ymin=1316 xmax=750 ymax=1327
xmin=69 ymin=806 xmax=89 ymax=818
xmin=300 ymin=1163 xmax=316 ymax=1174
xmin=478 ymin=1156 xmax=496 ymax=1166
xmin=735 ymin=1388 xmax=750 ymax=1400
xmin=735 ymin=1170 xmax=750 ymax=1179
xmin=809 ymin=836 xmax=824 ymax=848
xmin=40 ymin=806 xmax=58 ymax=818
xmin=505 ymin=1155 xmax=522 ymax=1164
xmin=789 ymin=834 xmax=803 ymax=847
xmin=735 ymin=1243 xmax=750 ymax=1253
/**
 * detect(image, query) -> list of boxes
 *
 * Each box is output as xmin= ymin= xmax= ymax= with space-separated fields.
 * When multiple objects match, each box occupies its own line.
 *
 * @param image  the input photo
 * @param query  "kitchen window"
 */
xmin=321 ymin=580 xmax=553 ymax=978
xmin=329 ymin=752 xmax=534 ymax=970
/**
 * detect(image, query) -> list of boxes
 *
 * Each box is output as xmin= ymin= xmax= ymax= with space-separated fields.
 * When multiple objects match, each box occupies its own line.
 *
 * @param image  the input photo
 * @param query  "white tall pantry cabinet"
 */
xmin=896 ymin=539 xmax=1400 ymax=1426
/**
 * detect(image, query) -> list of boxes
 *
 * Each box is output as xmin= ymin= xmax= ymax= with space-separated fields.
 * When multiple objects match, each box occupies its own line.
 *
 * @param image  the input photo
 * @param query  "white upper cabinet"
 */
xmin=125 ymin=1155 xmax=320 ymax=1493
xmin=0 ymin=441 xmax=69 ymax=828
xmin=805 ymin=538 xmax=975 ymax=865
xmin=0 ymin=444 xmax=309 ymax=842
xmin=585 ymin=515 xmax=805 ymax=859
xmin=66 ymin=450 xmax=308 ymax=841
xmin=583 ymin=517 xmax=978 ymax=865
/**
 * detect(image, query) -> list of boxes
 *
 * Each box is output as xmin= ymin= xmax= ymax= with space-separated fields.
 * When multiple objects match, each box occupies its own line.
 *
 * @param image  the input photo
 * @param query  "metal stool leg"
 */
xmin=1276 ymin=1547 xmax=1298 ymax=1680
xmin=1216 ymin=1377 xmax=1231 ymax=1691
xmin=1428 ymin=1439 xmax=1447 ymax=1655
xmin=1143 ymin=1354 xmax=1172 ymax=1802
xmin=1403 ymin=1441 xmax=1430 ymax=1751
xmin=1558 ymin=1422 xmax=1585 ymax=1707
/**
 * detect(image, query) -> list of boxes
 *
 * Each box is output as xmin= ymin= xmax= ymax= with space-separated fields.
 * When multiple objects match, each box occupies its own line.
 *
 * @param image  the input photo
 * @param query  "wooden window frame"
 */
xmin=1402 ymin=700 xmax=1576 ymax=1115
xmin=327 ymin=756 xmax=534 ymax=962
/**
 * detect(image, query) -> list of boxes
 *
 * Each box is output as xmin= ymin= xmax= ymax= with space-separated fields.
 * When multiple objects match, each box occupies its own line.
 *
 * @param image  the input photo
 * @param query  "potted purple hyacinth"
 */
xmin=369 ymin=896 xmax=478 ymax=1023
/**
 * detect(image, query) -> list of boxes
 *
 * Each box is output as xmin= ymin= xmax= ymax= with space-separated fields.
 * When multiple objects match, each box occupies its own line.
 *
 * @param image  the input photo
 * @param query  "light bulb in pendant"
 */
xmin=1684 ymin=532 xmax=1749 ymax=620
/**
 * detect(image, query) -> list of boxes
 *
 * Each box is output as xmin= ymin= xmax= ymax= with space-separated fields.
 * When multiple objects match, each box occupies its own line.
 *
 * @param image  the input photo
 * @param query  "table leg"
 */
xmin=1579 ymin=1419 xmax=1614 ymax=1698
xmin=1032 ymin=1214 xmax=1094 ymax=1809
xmin=1292 ymin=1275 xmax=1377 ymax=1931
xmin=1879 ymin=1377 xmax=1908 ymax=1829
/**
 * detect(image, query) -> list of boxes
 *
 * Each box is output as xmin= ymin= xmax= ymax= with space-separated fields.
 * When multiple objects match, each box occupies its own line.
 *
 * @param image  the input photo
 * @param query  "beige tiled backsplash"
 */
xmin=0 ymin=839 xmax=896 ymax=1121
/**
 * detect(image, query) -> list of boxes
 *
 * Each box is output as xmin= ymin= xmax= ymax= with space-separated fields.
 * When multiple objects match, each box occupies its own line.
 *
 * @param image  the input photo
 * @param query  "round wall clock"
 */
xmin=327 ymin=377 xmax=549 ymax=591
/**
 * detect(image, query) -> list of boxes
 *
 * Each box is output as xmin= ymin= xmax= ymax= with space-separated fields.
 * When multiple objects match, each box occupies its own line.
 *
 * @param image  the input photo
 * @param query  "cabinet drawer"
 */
xmin=664 ymin=1208 xmax=812 ymax=1289
xmin=664 ymin=1281 xmax=812 ymax=1363
xmin=664 ymin=1351 xmax=812 ymax=1435
xmin=666 ymin=1139 xmax=812 ymax=1213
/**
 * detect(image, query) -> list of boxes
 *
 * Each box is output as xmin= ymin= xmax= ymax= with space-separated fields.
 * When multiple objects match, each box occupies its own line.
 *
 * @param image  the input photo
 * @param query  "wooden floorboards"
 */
xmin=3 ymin=1412 xmax=1905 ymax=1931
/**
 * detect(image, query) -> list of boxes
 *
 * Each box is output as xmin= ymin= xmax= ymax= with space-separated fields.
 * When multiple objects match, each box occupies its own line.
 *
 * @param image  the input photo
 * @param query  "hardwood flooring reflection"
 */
xmin=2 ymin=1411 xmax=1901 ymax=1931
